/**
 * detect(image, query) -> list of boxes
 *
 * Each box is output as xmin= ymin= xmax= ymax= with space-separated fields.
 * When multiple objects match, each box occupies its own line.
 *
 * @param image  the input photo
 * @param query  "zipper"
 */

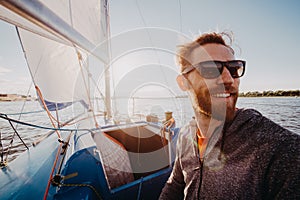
xmin=198 ymin=158 xmax=204 ymax=199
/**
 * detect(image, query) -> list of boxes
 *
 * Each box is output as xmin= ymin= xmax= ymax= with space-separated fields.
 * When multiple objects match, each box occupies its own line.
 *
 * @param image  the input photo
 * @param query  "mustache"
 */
xmin=208 ymin=86 xmax=238 ymax=94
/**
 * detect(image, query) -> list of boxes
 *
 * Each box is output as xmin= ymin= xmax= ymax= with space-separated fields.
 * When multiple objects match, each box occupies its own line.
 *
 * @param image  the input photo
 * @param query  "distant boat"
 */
xmin=0 ymin=0 xmax=179 ymax=199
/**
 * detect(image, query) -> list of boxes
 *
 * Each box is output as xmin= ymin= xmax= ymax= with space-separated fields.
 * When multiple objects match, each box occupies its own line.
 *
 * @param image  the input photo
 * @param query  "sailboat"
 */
xmin=0 ymin=0 xmax=181 ymax=199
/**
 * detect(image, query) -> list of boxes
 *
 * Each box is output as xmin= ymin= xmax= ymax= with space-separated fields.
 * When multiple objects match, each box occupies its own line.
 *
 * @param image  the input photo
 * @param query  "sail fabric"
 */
xmin=19 ymin=28 xmax=87 ymax=103
xmin=40 ymin=0 xmax=108 ymax=48
xmin=0 ymin=0 xmax=109 ymax=108
xmin=0 ymin=3 xmax=71 ymax=46
xmin=0 ymin=0 xmax=109 ymax=52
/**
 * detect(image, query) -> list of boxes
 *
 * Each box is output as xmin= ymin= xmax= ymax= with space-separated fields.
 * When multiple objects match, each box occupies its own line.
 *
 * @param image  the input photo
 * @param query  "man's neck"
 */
xmin=194 ymin=112 xmax=225 ymax=139
xmin=195 ymin=107 xmax=238 ymax=138
xmin=194 ymin=112 xmax=227 ymax=159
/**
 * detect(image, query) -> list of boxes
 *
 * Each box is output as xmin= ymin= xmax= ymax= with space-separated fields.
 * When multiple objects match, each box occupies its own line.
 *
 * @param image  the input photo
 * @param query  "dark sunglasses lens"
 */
xmin=198 ymin=61 xmax=222 ymax=79
xmin=195 ymin=60 xmax=245 ymax=79
xmin=227 ymin=61 xmax=245 ymax=78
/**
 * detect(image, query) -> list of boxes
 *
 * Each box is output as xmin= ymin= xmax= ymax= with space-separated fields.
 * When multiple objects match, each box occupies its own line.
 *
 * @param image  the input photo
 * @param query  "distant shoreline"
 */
xmin=0 ymin=94 xmax=36 ymax=102
xmin=0 ymin=90 xmax=299 ymax=102
xmin=239 ymin=90 xmax=300 ymax=97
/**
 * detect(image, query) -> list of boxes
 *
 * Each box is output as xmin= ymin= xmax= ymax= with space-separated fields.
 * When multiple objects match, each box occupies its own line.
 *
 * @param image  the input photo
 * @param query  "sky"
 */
xmin=0 ymin=0 xmax=299 ymax=96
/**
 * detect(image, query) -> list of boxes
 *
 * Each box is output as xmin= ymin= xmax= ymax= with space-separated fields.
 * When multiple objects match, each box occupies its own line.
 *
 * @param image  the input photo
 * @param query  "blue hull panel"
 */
xmin=0 ymin=124 xmax=179 ymax=199
xmin=0 ymin=133 xmax=61 ymax=200
xmin=54 ymin=147 xmax=172 ymax=200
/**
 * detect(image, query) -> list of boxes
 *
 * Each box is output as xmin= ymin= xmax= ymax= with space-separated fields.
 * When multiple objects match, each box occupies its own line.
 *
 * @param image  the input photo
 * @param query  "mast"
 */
xmin=103 ymin=0 xmax=112 ymax=118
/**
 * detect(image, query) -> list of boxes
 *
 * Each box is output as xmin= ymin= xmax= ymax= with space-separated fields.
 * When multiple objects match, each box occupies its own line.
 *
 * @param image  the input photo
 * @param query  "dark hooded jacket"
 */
xmin=159 ymin=109 xmax=300 ymax=199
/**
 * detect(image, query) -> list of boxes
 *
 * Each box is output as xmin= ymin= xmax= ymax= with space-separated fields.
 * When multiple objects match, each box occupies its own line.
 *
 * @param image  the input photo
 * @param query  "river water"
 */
xmin=237 ymin=97 xmax=299 ymax=133
xmin=0 ymin=97 xmax=299 ymax=162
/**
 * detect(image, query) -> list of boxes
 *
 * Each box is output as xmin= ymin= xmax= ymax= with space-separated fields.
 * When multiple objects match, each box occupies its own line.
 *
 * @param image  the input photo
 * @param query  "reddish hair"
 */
xmin=177 ymin=32 xmax=235 ymax=72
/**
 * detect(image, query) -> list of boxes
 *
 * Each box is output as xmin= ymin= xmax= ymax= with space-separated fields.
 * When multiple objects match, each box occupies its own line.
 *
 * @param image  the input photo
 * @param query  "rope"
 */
xmin=5 ymin=109 xmax=45 ymax=116
xmin=35 ymin=86 xmax=62 ymax=139
xmin=4 ymin=28 xmax=35 ymax=159
xmin=135 ymin=0 xmax=179 ymax=113
xmin=51 ymin=180 xmax=102 ymax=200
xmin=43 ymin=141 xmax=63 ymax=200
xmin=61 ymin=114 xmax=103 ymax=126
xmin=75 ymin=49 xmax=99 ymax=128
xmin=6 ymin=114 xmax=29 ymax=150
xmin=43 ymin=131 xmax=72 ymax=200
xmin=0 ymin=113 xmax=99 ymax=133
xmin=178 ymin=0 xmax=183 ymax=32
xmin=32 ymin=113 xmax=83 ymax=146
xmin=3 ymin=113 xmax=29 ymax=162
xmin=57 ymin=132 xmax=72 ymax=175
xmin=160 ymin=121 xmax=175 ymax=166
xmin=0 ymin=130 xmax=5 ymax=167
xmin=55 ymin=104 xmax=61 ymax=129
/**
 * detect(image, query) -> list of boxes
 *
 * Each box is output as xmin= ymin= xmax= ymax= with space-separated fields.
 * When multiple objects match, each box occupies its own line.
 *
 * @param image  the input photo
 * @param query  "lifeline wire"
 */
xmin=0 ymin=113 xmax=99 ymax=133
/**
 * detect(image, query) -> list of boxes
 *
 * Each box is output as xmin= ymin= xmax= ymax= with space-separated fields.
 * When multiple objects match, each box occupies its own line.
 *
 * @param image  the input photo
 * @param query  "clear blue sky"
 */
xmin=0 ymin=0 xmax=299 ymax=95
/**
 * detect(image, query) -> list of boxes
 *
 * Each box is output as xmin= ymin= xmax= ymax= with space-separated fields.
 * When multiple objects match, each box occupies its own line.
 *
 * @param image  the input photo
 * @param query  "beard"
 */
xmin=188 ymin=87 xmax=238 ymax=122
xmin=189 ymin=89 xmax=212 ymax=117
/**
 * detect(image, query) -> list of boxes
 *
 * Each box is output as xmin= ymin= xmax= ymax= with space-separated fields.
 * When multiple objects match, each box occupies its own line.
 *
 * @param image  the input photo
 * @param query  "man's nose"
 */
xmin=217 ymin=67 xmax=234 ymax=85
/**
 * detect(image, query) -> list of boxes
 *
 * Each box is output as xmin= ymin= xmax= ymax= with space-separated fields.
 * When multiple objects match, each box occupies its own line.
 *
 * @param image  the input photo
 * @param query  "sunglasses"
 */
xmin=181 ymin=60 xmax=246 ymax=79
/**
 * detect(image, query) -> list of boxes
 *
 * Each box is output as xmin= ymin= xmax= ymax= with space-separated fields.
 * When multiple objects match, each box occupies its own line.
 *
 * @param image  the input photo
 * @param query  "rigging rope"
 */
xmin=4 ymin=26 xmax=36 ymax=162
xmin=55 ymin=103 xmax=61 ymax=129
xmin=43 ymin=140 xmax=63 ymax=200
xmin=5 ymin=109 xmax=45 ymax=116
xmin=6 ymin=114 xmax=28 ymax=150
xmin=135 ymin=0 xmax=171 ymax=83
xmin=0 ymin=131 xmax=6 ymax=167
xmin=178 ymin=0 xmax=183 ymax=33
xmin=75 ymin=49 xmax=99 ymax=128
xmin=43 ymin=131 xmax=73 ymax=200
xmin=135 ymin=0 xmax=180 ymax=115
xmin=35 ymin=86 xmax=62 ymax=139
xmin=0 ymin=113 xmax=99 ymax=133
xmin=2 ymin=113 xmax=29 ymax=163
xmin=31 ymin=113 xmax=84 ymax=146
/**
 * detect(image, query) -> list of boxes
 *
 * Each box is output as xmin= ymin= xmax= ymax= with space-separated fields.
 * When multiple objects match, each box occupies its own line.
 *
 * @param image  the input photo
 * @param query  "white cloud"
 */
xmin=0 ymin=77 xmax=35 ymax=96
xmin=0 ymin=66 xmax=12 ymax=75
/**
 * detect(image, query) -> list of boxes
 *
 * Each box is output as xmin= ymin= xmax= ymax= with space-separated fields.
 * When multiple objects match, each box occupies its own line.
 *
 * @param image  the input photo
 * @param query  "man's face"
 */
xmin=185 ymin=43 xmax=240 ymax=122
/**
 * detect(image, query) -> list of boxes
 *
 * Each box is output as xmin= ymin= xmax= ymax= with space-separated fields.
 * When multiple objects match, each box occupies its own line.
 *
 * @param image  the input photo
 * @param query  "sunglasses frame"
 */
xmin=181 ymin=60 xmax=246 ymax=79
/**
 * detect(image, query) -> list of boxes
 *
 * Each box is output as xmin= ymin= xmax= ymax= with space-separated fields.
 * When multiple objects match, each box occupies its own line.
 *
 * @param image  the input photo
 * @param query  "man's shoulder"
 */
xmin=235 ymin=108 xmax=263 ymax=122
xmin=235 ymin=108 xmax=289 ymax=133
xmin=235 ymin=108 xmax=300 ymax=149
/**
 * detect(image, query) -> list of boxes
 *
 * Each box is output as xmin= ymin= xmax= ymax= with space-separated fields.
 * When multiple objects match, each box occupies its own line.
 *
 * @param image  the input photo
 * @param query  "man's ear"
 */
xmin=176 ymin=75 xmax=189 ymax=91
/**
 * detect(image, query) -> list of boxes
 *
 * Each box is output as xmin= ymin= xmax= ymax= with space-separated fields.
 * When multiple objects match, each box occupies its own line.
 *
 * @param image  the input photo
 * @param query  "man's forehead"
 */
xmin=189 ymin=43 xmax=235 ymax=64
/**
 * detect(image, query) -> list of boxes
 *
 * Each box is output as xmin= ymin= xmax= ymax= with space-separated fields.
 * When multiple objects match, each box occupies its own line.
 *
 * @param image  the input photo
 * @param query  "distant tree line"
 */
xmin=239 ymin=90 xmax=300 ymax=97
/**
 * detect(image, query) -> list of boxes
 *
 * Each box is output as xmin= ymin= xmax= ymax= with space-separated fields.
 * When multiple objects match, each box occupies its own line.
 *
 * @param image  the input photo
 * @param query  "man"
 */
xmin=159 ymin=32 xmax=300 ymax=199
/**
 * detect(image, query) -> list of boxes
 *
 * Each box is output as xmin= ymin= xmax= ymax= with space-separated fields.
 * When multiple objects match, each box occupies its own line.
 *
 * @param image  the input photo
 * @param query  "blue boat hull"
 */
xmin=0 ymin=123 xmax=179 ymax=200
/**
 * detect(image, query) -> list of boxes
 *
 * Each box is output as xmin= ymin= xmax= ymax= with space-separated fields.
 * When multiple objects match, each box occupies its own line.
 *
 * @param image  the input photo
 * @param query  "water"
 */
xmin=0 ymin=97 xmax=299 ymax=162
xmin=0 ymin=101 xmax=85 ymax=161
xmin=236 ymin=97 xmax=300 ymax=133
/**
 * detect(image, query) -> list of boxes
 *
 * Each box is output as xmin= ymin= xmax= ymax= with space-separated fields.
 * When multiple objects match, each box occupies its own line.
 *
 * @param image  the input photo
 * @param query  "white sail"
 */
xmin=0 ymin=0 xmax=109 ymax=107
xmin=18 ymin=29 xmax=86 ymax=103
xmin=0 ymin=2 xmax=71 ymax=46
